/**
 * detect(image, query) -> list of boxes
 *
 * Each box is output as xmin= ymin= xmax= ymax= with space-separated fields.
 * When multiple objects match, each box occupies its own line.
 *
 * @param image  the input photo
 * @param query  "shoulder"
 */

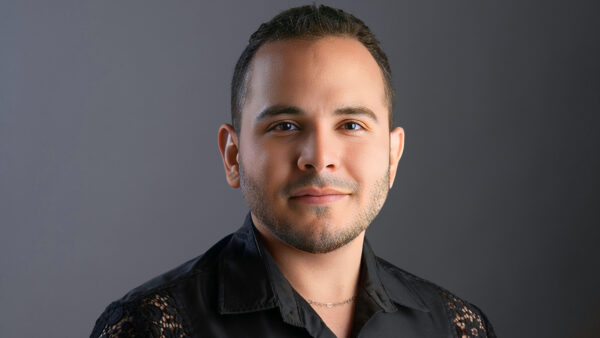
xmin=90 ymin=289 xmax=186 ymax=338
xmin=376 ymin=256 xmax=497 ymax=338
xmin=90 ymin=234 xmax=234 ymax=338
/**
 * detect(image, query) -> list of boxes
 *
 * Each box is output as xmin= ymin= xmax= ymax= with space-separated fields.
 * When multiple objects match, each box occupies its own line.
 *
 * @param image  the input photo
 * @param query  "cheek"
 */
xmin=342 ymin=138 xmax=389 ymax=182
xmin=243 ymin=140 xmax=294 ymax=186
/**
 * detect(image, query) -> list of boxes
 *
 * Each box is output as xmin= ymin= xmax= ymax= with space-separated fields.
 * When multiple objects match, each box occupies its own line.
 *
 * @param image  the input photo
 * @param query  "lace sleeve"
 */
xmin=91 ymin=291 xmax=187 ymax=338
xmin=441 ymin=290 xmax=497 ymax=338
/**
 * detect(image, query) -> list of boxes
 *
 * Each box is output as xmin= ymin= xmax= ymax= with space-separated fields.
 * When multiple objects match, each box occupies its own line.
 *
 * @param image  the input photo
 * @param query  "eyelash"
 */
xmin=342 ymin=121 xmax=363 ymax=131
xmin=269 ymin=121 xmax=299 ymax=132
xmin=267 ymin=121 xmax=366 ymax=132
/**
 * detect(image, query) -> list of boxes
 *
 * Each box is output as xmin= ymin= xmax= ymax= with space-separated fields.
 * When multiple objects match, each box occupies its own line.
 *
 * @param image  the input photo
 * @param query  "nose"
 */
xmin=297 ymin=128 xmax=339 ymax=172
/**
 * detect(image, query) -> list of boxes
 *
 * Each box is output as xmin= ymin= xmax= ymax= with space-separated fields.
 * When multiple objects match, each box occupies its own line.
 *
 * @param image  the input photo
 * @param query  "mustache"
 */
xmin=282 ymin=174 xmax=359 ymax=196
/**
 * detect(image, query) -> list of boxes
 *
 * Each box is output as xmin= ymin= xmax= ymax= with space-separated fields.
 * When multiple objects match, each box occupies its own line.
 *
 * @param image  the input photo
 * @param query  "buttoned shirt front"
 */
xmin=91 ymin=214 xmax=496 ymax=337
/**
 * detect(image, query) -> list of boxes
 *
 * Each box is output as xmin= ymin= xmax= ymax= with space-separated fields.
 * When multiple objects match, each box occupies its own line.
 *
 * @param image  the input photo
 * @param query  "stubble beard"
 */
xmin=239 ymin=161 xmax=390 ymax=254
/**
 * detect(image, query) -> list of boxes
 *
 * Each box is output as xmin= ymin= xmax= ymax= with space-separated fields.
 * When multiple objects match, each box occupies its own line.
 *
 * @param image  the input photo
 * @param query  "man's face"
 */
xmin=219 ymin=36 xmax=404 ymax=253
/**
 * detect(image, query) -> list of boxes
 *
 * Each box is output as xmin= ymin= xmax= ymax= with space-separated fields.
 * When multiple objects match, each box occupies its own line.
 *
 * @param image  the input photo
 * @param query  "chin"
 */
xmin=275 ymin=217 xmax=366 ymax=254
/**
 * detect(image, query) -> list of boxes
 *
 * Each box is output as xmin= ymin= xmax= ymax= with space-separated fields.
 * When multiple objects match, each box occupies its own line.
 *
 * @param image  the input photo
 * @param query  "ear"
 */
xmin=217 ymin=124 xmax=240 ymax=188
xmin=388 ymin=127 xmax=405 ymax=188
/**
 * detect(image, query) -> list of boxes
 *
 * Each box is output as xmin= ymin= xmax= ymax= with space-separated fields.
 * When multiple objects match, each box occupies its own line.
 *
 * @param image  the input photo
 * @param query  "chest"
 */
xmin=312 ymin=303 xmax=356 ymax=338
xmin=187 ymin=306 xmax=451 ymax=338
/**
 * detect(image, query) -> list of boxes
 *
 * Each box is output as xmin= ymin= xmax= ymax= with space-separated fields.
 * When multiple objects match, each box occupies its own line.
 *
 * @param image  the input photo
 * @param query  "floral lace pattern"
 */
xmin=91 ymin=290 xmax=187 ymax=338
xmin=442 ymin=290 xmax=494 ymax=338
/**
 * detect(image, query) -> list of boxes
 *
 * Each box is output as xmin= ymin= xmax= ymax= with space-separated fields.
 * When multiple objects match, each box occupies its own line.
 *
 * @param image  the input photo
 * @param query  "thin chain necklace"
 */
xmin=306 ymin=295 xmax=356 ymax=308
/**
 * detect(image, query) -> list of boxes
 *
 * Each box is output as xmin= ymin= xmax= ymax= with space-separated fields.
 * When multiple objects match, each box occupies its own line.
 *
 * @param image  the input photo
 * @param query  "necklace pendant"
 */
xmin=326 ymin=303 xmax=333 ymax=308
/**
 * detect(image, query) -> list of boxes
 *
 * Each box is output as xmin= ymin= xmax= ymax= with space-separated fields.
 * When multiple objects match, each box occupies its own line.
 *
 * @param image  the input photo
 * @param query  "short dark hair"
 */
xmin=230 ymin=4 xmax=394 ymax=132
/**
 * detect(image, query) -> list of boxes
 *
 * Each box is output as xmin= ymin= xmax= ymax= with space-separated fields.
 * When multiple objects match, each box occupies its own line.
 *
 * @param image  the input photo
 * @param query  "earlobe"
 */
xmin=217 ymin=124 xmax=241 ymax=188
xmin=388 ymin=127 xmax=405 ymax=188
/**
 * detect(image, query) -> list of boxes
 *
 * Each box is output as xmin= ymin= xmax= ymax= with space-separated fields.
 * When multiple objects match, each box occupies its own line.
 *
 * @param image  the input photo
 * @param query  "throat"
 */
xmin=309 ymin=299 xmax=357 ymax=338
xmin=266 ymin=231 xmax=365 ymax=307
xmin=252 ymin=216 xmax=366 ymax=338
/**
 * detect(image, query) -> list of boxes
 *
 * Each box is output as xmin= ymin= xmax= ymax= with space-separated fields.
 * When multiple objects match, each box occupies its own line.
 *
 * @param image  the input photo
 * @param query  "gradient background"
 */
xmin=1 ymin=1 xmax=599 ymax=337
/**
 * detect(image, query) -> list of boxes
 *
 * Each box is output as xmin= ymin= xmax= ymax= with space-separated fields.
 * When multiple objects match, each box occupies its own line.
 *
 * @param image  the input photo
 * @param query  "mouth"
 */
xmin=289 ymin=187 xmax=351 ymax=205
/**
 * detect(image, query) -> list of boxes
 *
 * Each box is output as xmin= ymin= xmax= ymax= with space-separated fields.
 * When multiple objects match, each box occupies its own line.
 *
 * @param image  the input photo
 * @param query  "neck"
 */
xmin=252 ymin=215 xmax=364 ymax=303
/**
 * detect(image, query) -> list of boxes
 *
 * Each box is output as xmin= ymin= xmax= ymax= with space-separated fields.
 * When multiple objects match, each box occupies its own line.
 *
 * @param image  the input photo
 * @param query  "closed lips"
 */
xmin=289 ymin=187 xmax=350 ymax=197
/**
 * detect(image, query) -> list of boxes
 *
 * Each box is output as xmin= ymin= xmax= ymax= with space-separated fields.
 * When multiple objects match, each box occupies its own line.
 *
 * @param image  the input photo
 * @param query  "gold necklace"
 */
xmin=306 ymin=296 xmax=356 ymax=308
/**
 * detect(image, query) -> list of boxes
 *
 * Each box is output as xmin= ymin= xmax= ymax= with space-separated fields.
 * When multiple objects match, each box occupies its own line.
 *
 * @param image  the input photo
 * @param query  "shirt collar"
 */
xmin=217 ymin=213 xmax=279 ymax=314
xmin=218 ymin=214 xmax=428 ymax=321
xmin=217 ymin=213 xmax=303 ymax=326
xmin=361 ymin=238 xmax=429 ymax=313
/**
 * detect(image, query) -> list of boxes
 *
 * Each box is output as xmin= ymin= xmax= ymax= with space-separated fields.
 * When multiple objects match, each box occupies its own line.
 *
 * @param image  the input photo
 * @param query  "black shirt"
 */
xmin=91 ymin=214 xmax=496 ymax=337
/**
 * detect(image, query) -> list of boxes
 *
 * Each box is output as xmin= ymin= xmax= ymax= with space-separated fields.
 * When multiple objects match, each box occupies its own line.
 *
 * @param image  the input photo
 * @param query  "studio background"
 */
xmin=1 ymin=1 xmax=599 ymax=337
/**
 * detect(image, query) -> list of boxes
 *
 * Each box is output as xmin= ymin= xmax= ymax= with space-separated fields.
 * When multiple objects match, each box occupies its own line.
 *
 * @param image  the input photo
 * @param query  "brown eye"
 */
xmin=271 ymin=122 xmax=299 ymax=131
xmin=343 ymin=122 xmax=362 ymax=130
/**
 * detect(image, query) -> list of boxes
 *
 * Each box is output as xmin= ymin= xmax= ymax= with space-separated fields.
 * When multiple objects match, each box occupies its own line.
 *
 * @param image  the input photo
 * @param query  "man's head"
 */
xmin=218 ymin=5 xmax=404 ymax=254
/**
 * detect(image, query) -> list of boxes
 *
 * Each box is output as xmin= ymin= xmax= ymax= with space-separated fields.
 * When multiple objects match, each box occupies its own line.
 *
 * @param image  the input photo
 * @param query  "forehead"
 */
xmin=242 ymin=36 xmax=388 ymax=124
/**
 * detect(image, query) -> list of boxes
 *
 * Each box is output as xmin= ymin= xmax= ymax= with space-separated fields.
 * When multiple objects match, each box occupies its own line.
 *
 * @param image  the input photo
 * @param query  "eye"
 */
xmin=342 ymin=121 xmax=363 ymax=131
xmin=270 ymin=121 xmax=299 ymax=132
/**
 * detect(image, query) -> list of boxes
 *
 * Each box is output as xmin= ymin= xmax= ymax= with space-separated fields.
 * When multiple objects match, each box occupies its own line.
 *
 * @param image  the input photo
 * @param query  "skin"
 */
xmin=218 ymin=36 xmax=404 ymax=338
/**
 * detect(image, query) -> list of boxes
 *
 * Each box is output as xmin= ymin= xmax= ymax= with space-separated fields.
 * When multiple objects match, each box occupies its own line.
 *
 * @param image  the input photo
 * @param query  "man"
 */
xmin=91 ymin=5 xmax=495 ymax=338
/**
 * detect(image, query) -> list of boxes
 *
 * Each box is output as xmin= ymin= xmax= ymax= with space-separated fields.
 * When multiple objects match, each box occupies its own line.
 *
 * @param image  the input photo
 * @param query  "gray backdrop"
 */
xmin=1 ymin=1 xmax=599 ymax=337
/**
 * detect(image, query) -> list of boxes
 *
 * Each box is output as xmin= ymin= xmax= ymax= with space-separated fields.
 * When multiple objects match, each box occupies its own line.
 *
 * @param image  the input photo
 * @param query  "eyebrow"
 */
xmin=255 ymin=105 xmax=303 ymax=121
xmin=255 ymin=105 xmax=378 ymax=123
xmin=334 ymin=106 xmax=378 ymax=123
